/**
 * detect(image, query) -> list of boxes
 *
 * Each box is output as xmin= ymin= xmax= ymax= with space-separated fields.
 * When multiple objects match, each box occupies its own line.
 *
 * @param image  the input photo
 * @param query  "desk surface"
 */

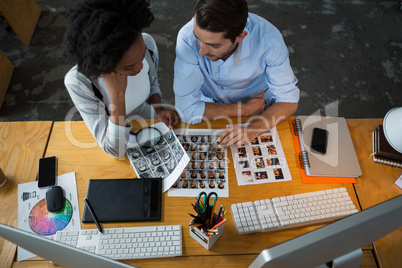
xmin=348 ymin=119 xmax=402 ymax=268
xmin=0 ymin=121 xmax=53 ymax=268
xmin=41 ymin=118 xmax=371 ymax=268
xmin=6 ymin=118 xmax=400 ymax=267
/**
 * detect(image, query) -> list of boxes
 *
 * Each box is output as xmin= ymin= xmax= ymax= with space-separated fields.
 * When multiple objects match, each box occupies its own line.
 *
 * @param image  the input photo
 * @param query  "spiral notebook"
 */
xmin=291 ymin=116 xmax=361 ymax=178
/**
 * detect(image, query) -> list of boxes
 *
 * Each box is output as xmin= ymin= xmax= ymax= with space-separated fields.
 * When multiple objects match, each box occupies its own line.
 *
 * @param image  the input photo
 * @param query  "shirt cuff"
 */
xmin=107 ymin=119 xmax=132 ymax=142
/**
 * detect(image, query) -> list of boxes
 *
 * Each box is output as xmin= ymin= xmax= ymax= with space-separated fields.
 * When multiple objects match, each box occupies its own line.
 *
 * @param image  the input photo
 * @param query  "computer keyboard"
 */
xmin=231 ymin=187 xmax=359 ymax=235
xmin=55 ymin=225 xmax=182 ymax=260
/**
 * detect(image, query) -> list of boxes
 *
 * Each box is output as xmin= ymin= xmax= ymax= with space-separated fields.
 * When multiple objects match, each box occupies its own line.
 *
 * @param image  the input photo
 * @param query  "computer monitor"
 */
xmin=0 ymin=223 xmax=135 ymax=268
xmin=249 ymin=195 xmax=402 ymax=268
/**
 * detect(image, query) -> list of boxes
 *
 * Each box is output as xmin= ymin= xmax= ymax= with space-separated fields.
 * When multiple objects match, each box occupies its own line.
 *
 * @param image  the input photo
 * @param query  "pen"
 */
xmin=84 ymin=198 xmax=103 ymax=234
xmin=188 ymin=213 xmax=199 ymax=218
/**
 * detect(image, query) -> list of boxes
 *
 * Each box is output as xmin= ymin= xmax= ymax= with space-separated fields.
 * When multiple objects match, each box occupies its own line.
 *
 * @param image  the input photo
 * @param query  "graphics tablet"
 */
xmin=82 ymin=178 xmax=162 ymax=223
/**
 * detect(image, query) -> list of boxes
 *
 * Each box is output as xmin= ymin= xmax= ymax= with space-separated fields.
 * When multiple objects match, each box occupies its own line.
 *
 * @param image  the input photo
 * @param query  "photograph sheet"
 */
xmin=126 ymin=122 xmax=189 ymax=192
xmin=168 ymin=128 xmax=229 ymax=197
xmin=230 ymin=127 xmax=292 ymax=185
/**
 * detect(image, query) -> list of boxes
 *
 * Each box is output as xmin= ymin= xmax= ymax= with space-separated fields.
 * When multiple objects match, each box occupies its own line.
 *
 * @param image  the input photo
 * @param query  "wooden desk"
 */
xmin=348 ymin=119 xmax=402 ymax=268
xmin=0 ymin=121 xmax=52 ymax=268
xmin=16 ymin=118 xmax=379 ymax=268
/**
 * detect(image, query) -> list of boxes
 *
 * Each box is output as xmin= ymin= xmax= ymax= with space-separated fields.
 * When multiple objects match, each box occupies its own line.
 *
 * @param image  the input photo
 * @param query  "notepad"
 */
xmin=82 ymin=178 xmax=162 ymax=223
xmin=290 ymin=119 xmax=356 ymax=183
xmin=292 ymin=116 xmax=362 ymax=177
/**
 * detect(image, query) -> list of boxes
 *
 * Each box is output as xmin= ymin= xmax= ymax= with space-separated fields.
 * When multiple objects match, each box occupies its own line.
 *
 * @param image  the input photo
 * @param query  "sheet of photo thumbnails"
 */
xmin=230 ymin=126 xmax=292 ymax=186
xmin=169 ymin=128 xmax=229 ymax=197
xmin=126 ymin=122 xmax=190 ymax=193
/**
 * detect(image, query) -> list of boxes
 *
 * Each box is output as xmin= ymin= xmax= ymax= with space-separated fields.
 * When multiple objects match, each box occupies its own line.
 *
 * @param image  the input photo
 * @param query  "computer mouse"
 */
xmin=46 ymin=186 xmax=64 ymax=212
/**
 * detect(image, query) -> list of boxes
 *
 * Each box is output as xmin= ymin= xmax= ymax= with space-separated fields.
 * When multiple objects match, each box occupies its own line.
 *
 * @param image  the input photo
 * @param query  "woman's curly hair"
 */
xmin=64 ymin=0 xmax=154 ymax=78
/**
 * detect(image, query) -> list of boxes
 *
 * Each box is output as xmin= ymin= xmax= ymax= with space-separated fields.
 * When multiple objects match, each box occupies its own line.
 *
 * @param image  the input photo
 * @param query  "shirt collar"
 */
xmin=231 ymin=18 xmax=251 ymax=64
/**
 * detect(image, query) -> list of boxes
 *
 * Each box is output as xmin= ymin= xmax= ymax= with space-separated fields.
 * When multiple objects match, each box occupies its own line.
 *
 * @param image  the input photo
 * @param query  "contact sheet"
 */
xmin=168 ymin=129 xmax=229 ymax=197
xmin=230 ymin=127 xmax=292 ymax=185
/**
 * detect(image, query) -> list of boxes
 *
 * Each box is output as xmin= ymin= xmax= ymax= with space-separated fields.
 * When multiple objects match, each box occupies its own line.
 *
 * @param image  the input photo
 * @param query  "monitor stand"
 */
xmin=319 ymin=249 xmax=362 ymax=268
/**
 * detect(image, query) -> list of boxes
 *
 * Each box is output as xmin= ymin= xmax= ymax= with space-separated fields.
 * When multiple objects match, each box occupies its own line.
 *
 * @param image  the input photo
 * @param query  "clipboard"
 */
xmin=82 ymin=178 xmax=162 ymax=223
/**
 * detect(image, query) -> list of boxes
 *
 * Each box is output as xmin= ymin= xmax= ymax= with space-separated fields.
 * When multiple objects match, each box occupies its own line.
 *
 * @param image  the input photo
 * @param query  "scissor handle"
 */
xmin=196 ymin=192 xmax=207 ymax=214
xmin=206 ymin=192 xmax=218 ymax=208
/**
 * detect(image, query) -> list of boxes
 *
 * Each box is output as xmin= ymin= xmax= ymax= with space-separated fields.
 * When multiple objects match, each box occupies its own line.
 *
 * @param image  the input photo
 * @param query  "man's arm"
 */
xmin=218 ymin=101 xmax=298 ymax=147
xmin=203 ymin=91 xmax=267 ymax=121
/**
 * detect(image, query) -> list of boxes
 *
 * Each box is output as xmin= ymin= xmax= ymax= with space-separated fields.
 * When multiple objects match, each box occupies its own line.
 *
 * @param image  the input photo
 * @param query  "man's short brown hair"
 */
xmin=194 ymin=0 xmax=248 ymax=42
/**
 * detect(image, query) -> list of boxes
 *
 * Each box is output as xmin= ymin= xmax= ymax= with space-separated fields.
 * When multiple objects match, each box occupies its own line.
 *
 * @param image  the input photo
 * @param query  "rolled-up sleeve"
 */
xmin=264 ymin=37 xmax=300 ymax=104
xmin=173 ymin=27 xmax=206 ymax=124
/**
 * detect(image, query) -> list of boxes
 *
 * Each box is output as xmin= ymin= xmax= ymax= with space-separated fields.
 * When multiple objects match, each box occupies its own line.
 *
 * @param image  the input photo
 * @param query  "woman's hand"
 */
xmin=103 ymin=72 xmax=128 ymax=98
xmin=155 ymin=108 xmax=181 ymax=129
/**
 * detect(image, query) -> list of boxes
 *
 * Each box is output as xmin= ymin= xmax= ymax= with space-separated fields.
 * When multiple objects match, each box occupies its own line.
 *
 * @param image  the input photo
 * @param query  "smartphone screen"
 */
xmin=38 ymin=156 xmax=57 ymax=188
xmin=310 ymin=128 xmax=329 ymax=155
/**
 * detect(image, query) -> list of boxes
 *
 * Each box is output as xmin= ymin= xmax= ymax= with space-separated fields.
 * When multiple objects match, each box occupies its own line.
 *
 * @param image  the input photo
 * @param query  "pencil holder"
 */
xmin=189 ymin=213 xmax=225 ymax=250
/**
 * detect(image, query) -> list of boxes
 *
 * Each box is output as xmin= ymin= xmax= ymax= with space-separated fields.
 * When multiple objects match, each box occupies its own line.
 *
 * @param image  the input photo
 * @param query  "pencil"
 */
xmin=189 ymin=223 xmax=203 ymax=227
xmin=210 ymin=218 xmax=227 ymax=230
xmin=216 ymin=203 xmax=224 ymax=225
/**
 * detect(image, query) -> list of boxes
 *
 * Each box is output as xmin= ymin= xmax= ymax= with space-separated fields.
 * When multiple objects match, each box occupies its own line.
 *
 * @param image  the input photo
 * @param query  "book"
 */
xmin=290 ymin=119 xmax=356 ymax=183
xmin=372 ymin=128 xmax=402 ymax=168
xmin=376 ymin=125 xmax=402 ymax=161
xmin=291 ymin=116 xmax=362 ymax=177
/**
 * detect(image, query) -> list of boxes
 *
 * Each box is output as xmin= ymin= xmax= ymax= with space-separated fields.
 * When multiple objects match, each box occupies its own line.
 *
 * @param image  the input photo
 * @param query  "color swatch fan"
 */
xmin=29 ymin=198 xmax=73 ymax=236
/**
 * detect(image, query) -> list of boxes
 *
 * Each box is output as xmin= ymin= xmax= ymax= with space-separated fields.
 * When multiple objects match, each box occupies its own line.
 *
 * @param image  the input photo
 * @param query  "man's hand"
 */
xmin=217 ymin=102 xmax=298 ymax=147
xmin=155 ymin=108 xmax=181 ymax=129
xmin=218 ymin=124 xmax=253 ymax=148
xmin=241 ymin=90 xmax=266 ymax=117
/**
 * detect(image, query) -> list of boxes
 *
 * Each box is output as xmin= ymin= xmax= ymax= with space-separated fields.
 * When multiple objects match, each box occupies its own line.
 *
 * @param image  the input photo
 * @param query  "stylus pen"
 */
xmin=84 ymin=198 xmax=103 ymax=234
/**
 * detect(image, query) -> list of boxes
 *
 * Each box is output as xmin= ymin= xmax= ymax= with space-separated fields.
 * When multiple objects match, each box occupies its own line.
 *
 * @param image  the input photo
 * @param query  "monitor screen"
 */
xmin=249 ymin=195 xmax=402 ymax=268
xmin=0 ymin=223 xmax=135 ymax=268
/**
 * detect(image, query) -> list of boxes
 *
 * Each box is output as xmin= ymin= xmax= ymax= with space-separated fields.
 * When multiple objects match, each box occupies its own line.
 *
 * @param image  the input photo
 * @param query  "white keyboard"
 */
xmin=231 ymin=187 xmax=359 ymax=235
xmin=55 ymin=225 xmax=182 ymax=260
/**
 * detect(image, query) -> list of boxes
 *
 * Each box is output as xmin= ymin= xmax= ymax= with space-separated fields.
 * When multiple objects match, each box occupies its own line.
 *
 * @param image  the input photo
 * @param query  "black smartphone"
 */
xmin=310 ymin=128 xmax=329 ymax=155
xmin=38 ymin=156 xmax=57 ymax=188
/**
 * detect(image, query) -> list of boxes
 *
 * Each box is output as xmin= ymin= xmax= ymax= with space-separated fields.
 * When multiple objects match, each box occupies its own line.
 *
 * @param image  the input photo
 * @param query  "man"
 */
xmin=174 ymin=0 xmax=299 ymax=147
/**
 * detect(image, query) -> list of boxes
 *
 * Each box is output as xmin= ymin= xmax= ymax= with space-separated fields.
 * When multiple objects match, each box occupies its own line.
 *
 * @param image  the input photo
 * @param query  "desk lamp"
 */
xmin=383 ymin=107 xmax=402 ymax=154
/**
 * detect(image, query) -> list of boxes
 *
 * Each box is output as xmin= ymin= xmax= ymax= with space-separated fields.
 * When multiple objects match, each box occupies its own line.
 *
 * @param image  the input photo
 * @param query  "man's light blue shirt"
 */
xmin=174 ymin=13 xmax=300 ymax=124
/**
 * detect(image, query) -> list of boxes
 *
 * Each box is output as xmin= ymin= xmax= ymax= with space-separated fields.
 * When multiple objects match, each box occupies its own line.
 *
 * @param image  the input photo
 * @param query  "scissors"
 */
xmin=196 ymin=191 xmax=218 ymax=228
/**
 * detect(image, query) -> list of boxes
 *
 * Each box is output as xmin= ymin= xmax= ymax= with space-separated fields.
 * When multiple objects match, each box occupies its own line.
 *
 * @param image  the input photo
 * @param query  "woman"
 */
xmin=64 ymin=0 xmax=179 ymax=157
